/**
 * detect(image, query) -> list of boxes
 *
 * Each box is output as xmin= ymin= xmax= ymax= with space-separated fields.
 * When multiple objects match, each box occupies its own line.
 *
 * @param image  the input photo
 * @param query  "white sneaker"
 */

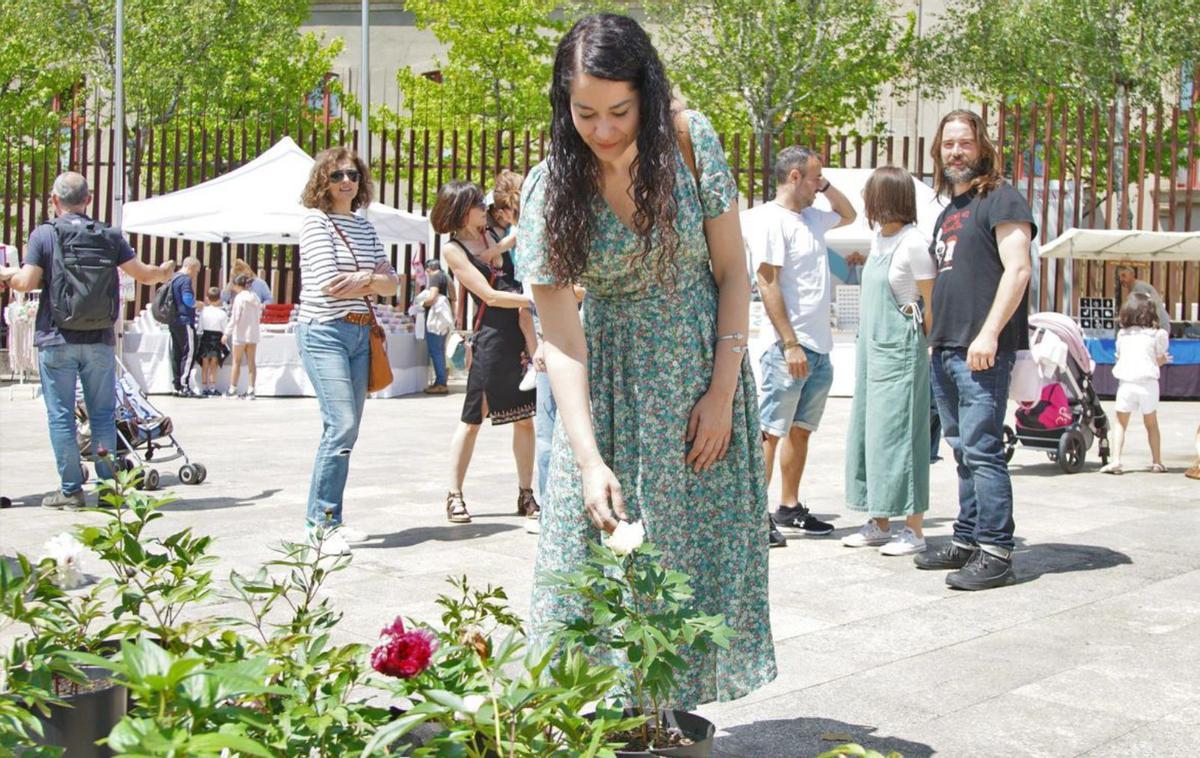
xmin=841 ymin=521 xmax=891 ymax=547
xmin=880 ymin=528 xmax=926 ymax=556
xmin=247 ymin=389 xmax=256 ymax=401
xmin=519 ymin=365 xmax=537 ymax=392
xmin=306 ymin=528 xmax=351 ymax=556
xmin=336 ymin=525 xmax=369 ymax=543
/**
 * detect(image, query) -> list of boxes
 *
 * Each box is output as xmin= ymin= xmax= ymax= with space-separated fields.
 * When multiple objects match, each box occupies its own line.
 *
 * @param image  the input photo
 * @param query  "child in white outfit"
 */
xmin=196 ymin=287 xmax=229 ymax=396
xmin=1102 ymin=291 xmax=1171 ymax=474
xmin=223 ymin=274 xmax=263 ymax=399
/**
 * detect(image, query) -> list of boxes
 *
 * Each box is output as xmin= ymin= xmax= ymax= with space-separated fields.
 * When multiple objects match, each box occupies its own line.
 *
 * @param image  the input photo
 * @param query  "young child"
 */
xmin=1101 ymin=291 xmax=1171 ymax=474
xmin=195 ymin=287 xmax=229 ymax=397
xmin=223 ymin=274 xmax=263 ymax=399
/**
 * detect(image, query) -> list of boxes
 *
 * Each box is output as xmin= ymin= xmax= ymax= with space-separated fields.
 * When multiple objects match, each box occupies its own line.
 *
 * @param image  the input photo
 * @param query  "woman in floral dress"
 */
xmin=514 ymin=13 xmax=776 ymax=708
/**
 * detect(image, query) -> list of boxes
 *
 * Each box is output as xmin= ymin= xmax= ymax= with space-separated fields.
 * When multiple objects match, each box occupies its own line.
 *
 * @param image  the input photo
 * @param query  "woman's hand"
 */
xmin=323 ymin=270 xmax=374 ymax=297
xmin=685 ymin=390 xmax=732 ymax=474
xmin=581 ymin=462 xmax=627 ymax=534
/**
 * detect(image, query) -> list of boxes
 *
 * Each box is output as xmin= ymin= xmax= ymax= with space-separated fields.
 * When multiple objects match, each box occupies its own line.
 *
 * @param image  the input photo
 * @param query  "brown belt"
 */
xmin=342 ymin=311 xmax=373 ymax=326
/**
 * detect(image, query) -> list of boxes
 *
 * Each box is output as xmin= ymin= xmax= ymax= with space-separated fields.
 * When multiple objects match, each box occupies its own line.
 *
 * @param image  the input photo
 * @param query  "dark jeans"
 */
xmin=931 ymin=348 xmax=1016 ymax=552
xmin=169 ymin=323 xmax=196 ymax=391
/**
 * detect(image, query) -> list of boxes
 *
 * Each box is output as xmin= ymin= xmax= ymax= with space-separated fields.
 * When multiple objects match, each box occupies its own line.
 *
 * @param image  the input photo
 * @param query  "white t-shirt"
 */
xmin=1113 ymin=326 xmax=1169 ymax=382
xmin=742 ymin=201 xmax=841 ymax=353
xmin=870 ymin=224 xmax=937 ymax=306
xmin=196 ymin=304 xmax=228 ymax=334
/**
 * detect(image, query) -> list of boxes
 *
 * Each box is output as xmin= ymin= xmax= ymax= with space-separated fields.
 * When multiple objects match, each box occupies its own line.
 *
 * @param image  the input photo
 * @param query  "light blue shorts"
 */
xmin=758 ymin=342 xmax=834 ymax=435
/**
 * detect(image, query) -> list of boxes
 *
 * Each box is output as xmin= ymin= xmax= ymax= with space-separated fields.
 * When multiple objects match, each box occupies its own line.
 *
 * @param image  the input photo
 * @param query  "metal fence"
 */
xmin=3 ymin=100 xmax=1197 ymax=320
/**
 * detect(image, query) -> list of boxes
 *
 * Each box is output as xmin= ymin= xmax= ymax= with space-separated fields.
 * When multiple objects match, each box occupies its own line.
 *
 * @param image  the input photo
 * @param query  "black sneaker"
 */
xmin=946 ymin=549 xmax=1016 ymax=590
xmin=771 ymin=504 xmax=834 ymax=536
xmin=768 ymin=518 xmax=787 ymax=548
xmin=913 ymin=542 xmax=977 ymax=570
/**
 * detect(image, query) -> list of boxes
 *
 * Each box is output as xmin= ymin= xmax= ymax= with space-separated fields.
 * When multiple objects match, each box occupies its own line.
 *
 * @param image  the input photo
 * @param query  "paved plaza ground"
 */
xmin=1 ymin=383 xmax=1198 ymax=757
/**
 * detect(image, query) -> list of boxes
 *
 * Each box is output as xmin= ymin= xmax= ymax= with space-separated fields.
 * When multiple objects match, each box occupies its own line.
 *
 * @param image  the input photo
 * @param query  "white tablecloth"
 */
xmin=122 ymin=329 xmax=429 ymax=398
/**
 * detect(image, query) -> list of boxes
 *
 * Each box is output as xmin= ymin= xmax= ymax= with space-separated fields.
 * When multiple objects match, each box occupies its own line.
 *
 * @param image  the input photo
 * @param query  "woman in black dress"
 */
xmin=431 ymin=180 xmax=540 ymax=531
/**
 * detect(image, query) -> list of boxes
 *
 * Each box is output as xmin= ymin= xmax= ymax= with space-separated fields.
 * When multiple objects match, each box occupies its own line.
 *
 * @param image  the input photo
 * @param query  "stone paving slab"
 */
xmin=1 ymin=386 xmax=1198 ymax=756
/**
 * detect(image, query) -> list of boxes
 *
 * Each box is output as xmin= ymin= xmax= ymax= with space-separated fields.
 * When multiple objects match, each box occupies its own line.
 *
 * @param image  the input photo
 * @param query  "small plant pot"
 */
xmin=35 ymin=665 xmax=127 ymax=757
xmin=609 ymin=708 xmax=716 ymax=757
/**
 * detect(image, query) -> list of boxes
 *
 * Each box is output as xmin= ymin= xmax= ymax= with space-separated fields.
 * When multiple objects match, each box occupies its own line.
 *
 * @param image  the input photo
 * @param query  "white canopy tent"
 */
xmin=810 ymin=167 xmax=946 ymax=252
xmin=1038 ymin=228 xmax=1200 ymax=262
xmin=122 ymin=136 xmax=430 ymax=282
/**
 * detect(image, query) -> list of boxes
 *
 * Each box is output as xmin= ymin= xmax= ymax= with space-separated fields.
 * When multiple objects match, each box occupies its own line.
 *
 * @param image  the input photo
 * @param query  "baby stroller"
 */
xmin=1003 ymin=312 xmax=1110 ymax=473
xmin=76 ymin=358 xmax=208 ymax=490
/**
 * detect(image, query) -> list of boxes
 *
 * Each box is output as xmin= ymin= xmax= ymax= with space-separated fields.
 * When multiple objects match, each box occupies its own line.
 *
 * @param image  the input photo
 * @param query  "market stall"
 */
xmin=1039 ymin=228 xmax=1200 ymax=399
xmin=118 ymin=137 xmax=434 ymax=397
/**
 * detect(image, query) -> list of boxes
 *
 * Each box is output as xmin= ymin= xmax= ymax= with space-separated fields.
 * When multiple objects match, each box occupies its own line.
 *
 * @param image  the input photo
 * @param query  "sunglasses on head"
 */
xmin=330 ymin=169 xmax=360 ymax=182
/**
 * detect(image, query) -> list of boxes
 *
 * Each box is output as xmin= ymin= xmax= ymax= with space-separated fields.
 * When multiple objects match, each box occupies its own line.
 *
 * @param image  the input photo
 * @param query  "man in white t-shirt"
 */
xmin=742 ymin=146 xmax=855 ymax=540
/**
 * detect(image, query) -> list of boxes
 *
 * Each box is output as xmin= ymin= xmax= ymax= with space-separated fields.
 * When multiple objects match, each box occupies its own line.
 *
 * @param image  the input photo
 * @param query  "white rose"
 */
xmin=605 ymin=520 xmax=645 ymax=557
xmin=41 ymin=533 xmax=87 ymax=590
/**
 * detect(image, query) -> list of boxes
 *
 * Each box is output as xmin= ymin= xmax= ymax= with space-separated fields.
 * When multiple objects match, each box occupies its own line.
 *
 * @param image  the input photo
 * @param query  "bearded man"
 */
xmin=914 ymin=110 xmax=1035 ymax=591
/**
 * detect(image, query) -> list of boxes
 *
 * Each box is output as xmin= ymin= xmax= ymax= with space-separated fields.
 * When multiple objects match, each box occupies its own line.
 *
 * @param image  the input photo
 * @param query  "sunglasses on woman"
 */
xmin=330 ymin=169 xmax=360 ymax=182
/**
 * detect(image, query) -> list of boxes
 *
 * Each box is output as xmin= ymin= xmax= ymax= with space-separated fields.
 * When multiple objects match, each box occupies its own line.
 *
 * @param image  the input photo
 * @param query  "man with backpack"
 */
xmin=161 ymin=256 xmax=202 ymax=397
xmin=0 ymin=172 xmax=175 ymax=509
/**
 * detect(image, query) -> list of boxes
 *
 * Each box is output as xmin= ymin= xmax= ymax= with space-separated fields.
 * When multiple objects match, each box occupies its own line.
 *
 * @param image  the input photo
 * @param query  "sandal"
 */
xmin=517 ymin=487 xmax=540 ymax=519
xmin=446 ymin=491 xmax=471 ymax=523
xmin=1150 ymin=463 xmax=1168 ymax=474
xmin=1099 ymin=462 xmax=1124 ymax=475
xmin=1186 ymin=463 xmax=1200 ymax=481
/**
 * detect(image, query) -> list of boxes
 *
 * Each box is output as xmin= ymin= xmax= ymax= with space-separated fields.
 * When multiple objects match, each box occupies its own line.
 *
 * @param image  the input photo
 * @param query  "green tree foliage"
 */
xmin=648 ymin=0 xmax=917 ymax=142
xmin=922 ymin=0 xmax=1200 ymax=109
xmin=394 ymin=0 xmax=567 ymax=132
xmin=0 ymin=0 xmax=343 ymax=132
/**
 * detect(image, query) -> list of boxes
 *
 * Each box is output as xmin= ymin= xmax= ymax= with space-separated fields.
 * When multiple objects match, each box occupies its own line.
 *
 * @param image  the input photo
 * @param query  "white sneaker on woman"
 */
xmin=307 ymin=528 xmax=352 ymax=556
xmin=841 ymin=521 xmax=891 ymax=547
xmin=336 ymin=525 xmax=369 ymax=543
xmin=879 ymin=528 xmax=926 ymax=556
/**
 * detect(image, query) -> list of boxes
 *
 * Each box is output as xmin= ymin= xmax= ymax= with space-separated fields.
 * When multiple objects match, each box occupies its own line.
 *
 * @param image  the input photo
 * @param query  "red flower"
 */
xmin=371 ymin=617 xmax=438 ymax=679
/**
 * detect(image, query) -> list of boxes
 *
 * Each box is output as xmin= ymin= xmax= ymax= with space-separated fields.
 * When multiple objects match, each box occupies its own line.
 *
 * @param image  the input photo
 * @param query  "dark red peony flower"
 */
xmin=371 ymin=617 xmax=438 ymax=679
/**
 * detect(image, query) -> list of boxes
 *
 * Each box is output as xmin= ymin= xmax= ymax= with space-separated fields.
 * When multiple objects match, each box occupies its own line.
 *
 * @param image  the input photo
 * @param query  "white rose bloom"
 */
xmin=605 ymin=520 xmax=645 ymax=557
xmin=41 ymin=533 xmax=87 ymax=590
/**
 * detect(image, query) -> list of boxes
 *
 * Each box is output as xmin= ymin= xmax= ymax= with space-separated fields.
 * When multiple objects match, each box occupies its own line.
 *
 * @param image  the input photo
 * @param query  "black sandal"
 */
xmin=446 ymin=491 xmax=471 ymax=523
xmin=517 ymin=487 xmax=540 ymax=520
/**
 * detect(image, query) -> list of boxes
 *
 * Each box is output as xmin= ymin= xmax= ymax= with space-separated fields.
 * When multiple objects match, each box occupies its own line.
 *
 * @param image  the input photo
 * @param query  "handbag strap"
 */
xmin=326 ymin=213 xmax=381 ymax=328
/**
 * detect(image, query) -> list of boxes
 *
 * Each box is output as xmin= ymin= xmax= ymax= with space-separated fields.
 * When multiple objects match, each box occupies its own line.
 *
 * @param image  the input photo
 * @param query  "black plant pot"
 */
xmin=35 ymin=665 xmax=127 ymax=757
xmin=613 ymin=709 xmax=716 ymax=757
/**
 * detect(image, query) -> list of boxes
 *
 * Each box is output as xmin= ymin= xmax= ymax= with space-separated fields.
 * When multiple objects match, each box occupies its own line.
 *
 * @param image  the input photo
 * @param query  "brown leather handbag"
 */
xmin=362 ymin=295 xmax=393 ymax=392
xmin=327 ymin=216 xmax=393 ymax=392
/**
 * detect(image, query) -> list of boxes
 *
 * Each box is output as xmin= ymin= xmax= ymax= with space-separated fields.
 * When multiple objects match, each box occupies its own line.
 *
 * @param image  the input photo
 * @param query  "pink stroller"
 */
xmin=1002 ymin=312 xmax=1111 ymax=473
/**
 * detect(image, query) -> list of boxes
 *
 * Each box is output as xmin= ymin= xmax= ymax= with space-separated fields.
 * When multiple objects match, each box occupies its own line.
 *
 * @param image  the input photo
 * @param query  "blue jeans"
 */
xmin=426 ymin=331 xmax=447 ymax=386
xmin=38 ymin=343 xmax=117 ymax=494
xmin=297 ymin=320 xmax=370 ymax=527
xmin=931 ymin=348 xmax=1016 ymax=551
xmin=534 ymin=369 xmax=557 ymax=501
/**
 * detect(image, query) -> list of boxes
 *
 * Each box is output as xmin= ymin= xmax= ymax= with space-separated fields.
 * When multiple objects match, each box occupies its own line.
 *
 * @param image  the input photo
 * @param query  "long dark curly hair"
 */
xmin=545 ymin=14 xmax=680 ymax=286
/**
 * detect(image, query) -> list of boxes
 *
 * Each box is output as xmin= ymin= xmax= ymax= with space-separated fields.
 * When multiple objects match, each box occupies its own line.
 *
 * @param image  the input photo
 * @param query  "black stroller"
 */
xmin=76 ymin=358 xmax=207 ymax=490
xmin=1002 ymin=312 xmax=1110 ymax=473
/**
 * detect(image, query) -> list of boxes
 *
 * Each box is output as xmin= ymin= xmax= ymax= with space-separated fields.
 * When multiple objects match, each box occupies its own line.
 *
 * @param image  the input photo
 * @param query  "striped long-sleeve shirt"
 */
xmin=297 ymin=209 xmax=386 ymax=323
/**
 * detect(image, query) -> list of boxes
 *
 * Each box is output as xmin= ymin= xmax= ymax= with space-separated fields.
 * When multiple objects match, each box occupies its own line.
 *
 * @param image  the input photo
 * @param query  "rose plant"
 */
xmin=550 ymin=523 xmax=735 ymax=751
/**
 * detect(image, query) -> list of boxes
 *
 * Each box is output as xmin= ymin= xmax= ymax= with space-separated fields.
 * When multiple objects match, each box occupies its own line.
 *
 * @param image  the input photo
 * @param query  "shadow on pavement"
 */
xmin=1013 ymin=542 xmax=1132 ymax=584
xmin=359 ymin=523 xmax=519 ymax=549
xmin=158 ymin=488 xmax=283 ymax=512
xmin=715 ymin=717 xmax=936 ymax=757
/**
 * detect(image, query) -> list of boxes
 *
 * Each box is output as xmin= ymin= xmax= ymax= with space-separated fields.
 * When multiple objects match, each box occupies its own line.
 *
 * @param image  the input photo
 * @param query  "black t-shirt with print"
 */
xmin=928 ymin=181 xmax=1037 ymax=352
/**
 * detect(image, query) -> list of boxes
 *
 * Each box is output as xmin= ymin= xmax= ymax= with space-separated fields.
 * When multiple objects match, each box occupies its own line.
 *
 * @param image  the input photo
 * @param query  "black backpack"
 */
xmin=48 ymin=217 xmax=121 ymax=331
xmin=151 ymin=275 xmax=179 ymax=324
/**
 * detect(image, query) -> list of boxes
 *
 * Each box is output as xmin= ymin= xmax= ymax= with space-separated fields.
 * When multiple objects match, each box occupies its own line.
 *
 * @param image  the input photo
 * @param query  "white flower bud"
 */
xmin=605 ymin=520 xmax=645 ymax=557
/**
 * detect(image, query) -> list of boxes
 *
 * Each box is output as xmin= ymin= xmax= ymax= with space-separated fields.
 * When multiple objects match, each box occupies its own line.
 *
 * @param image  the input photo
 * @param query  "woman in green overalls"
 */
xmin=843 ymin=166 xmax=937 ymax=556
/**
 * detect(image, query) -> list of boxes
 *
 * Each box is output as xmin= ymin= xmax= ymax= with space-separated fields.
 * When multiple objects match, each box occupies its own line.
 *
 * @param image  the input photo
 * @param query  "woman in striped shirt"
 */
xmin=297 ymin=147 xmax=399 ymax=555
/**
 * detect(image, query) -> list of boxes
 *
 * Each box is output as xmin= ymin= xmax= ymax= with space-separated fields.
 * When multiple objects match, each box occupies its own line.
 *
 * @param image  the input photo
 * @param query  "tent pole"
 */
xmin=223 ymin=239 xmax=230 ymax=289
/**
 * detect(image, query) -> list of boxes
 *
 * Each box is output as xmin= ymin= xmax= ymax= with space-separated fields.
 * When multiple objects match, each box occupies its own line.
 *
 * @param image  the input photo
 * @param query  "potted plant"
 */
xmin=364 ymin=577 xmax=645 ymax=757
xmin=0 ymin=551 xmax=127 ymax=756
xmin=550 ymin=522 xmax=735 ymax=756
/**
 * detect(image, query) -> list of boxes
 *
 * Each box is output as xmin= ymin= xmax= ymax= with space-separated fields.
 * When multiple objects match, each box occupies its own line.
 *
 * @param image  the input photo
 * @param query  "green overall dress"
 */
xmin=844 ymin=232 xmax=931 ymax=517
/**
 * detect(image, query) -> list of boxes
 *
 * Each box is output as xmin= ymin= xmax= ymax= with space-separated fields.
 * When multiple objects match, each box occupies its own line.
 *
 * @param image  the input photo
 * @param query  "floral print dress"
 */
xmin=514 ymin=111 xmax=777 ymax=709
